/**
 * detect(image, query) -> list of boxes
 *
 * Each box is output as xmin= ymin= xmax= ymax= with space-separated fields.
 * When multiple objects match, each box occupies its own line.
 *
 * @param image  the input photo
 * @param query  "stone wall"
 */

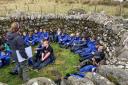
xmin=0 ymin=12 xmax=127 ymax=64
xmin=0 ymin=12 xmax=128 ymax=85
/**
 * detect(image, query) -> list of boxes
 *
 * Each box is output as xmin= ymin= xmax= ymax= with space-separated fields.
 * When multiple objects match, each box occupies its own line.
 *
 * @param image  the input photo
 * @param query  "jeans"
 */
xmin=33 ymin=56 xmax=55 ymax=70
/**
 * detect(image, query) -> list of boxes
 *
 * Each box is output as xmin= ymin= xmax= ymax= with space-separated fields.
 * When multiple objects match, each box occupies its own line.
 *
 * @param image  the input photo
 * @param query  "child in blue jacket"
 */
xmin=33 ymin=29 xmax=40 ymax=43
xmin=55 ymin=28 xmax=62 ymax=42
xmin=42 ymin=29 xmax=49 ymax=40
xmin=0 ymin=44 xmax=10 ymax=67
xmin=25 ymin=31 xmax=36 ymax=46
xmin=71 ymin=32 xmax=82 ymax=47
xmin=38 ymin=28 xmax=44 ymax=42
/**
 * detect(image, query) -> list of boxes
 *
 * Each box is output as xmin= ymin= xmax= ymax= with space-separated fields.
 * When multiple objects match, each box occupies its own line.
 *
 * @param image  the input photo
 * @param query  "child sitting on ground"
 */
xmin=0 ymin=43 xmax=10 ymax=67
xmin=33 ymin=39 xmax=55 ymax=70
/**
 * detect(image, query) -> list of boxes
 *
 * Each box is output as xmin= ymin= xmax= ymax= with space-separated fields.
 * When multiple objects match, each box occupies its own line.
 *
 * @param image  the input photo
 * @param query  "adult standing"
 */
xmin=6 ymin=22 xmax=29 ymax=82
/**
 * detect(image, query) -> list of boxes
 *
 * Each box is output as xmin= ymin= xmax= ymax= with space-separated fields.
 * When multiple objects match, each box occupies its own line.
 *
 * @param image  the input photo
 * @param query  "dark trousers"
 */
xmin=33 ymin=50 xmax=42 ymax=63
xmin=11 ymin=50 xmax=29 ymax=81
xmin=33 ymin=56 xmax=55 ymax=70
xmin=19 ymin=60 xmax=29 ymax=82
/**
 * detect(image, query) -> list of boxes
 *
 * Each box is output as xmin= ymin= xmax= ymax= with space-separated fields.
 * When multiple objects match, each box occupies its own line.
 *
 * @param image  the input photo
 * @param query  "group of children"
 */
xmin=22 ymin=29 xmax=49 ymax=46
xmin=0 ymin=27 xmax=106 ymax=80
xmin=54 ymin=29 xmax=106 ymax=79
xmin=20 ymin=28 xmax=106 ymax=75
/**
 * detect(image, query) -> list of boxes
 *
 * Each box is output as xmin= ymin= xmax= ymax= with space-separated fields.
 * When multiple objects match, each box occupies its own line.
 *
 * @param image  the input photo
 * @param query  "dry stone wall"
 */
xmin=0 ymin=12 xmax=128 ymax=85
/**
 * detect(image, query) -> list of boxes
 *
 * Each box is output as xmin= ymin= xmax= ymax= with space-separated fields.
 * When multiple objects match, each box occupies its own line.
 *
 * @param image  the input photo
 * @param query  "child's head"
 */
xmin=98 ymin=46 xmax=104 ymax=52
xmin=34 ymin=29 xmax=38 ymax=33
xmin=0 ymin=44 xmax=4 ymax=51
xmin=70 ymin=33 xmax=75 ymax=37
xmin=43 ymin=29 xmax=46 ymax=32
xmin=39 ymin=28 xmax=43 ymax=32
xmin=76 ymin=32 xmax=80 ymax=37
xmin=96 ymin=43 xmax=104 ymax=52
xmin=90 ymin=35 xmax=96 ymax=41
xmin=43 ymin=39 xmax=49 ymax=47
xmin=23 ymin=32 xmax=26 ymax=36
xmin=29 ymin=31 xmax=33 ymax=36
xmin=10 ymin=22 xmax=20 ymax=32
xmin=57 ymin=28 xmax=61 ymax=31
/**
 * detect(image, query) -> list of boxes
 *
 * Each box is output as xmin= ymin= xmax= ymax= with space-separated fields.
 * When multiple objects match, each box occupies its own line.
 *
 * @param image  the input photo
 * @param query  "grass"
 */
xmin=0 ymin=43 xmax=80 ymax=85
xmin=0 ymin=0 xmax=128 ymax=18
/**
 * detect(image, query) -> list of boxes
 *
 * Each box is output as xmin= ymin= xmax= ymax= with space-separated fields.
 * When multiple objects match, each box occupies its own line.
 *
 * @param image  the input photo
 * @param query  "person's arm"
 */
xmin=16 ymin=36 xmax=28 ymax=59
xmin=92 ymin=57 xmax=99 ymax=66
xmin=41 ymin=53 xmax=44 ymax=60
xmin=42 ymin=52 xmax=51 ymax=61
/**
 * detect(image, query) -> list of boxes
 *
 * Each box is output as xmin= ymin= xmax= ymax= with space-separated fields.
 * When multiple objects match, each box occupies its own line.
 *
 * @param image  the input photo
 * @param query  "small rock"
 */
xmin=67 ymin=76 xmax=94 ymax=85
xmin=24 ymin=77 xmax=56 ymax=85
xmin=98 ymin=65 xmax=128 ymax=85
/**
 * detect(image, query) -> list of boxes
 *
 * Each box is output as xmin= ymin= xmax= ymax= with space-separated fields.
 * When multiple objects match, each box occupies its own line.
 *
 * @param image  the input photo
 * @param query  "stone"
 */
xmin=67 ymin=76 xmax=94 ymax=85
xmin=67 ymin=9 xmax=86 ymax=16
xmin=118 ymin=50 xmax=128 ymax=60
xmin=86 ymin=72 xmax=115 ymax=85
xmin=0 ymin=82 xmax=8 ymax=85
xmin=116 ymin=65 xmax=125 ymax=69
xmin=125 ymin=64 xmax=128 ymax=69
xmin=24 ymin=77 xmax=56 ymax=85
xmin=123 ymin=19 xmax=128 ymax=29
xmin=98 ymin=65 xmax=128 ymax=85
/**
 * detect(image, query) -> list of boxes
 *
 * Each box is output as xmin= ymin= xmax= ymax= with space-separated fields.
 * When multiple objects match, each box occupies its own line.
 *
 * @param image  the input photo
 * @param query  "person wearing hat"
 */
xmin=6 ymin=22 xmax=29 ymax=82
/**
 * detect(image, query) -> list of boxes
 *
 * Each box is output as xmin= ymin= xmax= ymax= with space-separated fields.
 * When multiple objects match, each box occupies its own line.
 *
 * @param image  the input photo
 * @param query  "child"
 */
xmin=33 ymin=39 xmax=55 ymax=70
xmin=33 ymin=29 xmax=40 ymax=43
xmin=49 ymin=29 xmax=55 ymax=42
xmin=42 ymin=29 xmax=49 ymax=40
xmin=33 ymin=40 xmax=44 ymax=63
xmin=25 ymin=31 xmax=36 ymax=46
xmin=0 ymin=44 xmax=10 ymax=67
xmin=38 ymin=28 xmax=44 ymax=42
xmin=71 ymin=37 xmax=87 ymax=52
xmin=71 ymin=32 xmax=82 ymax=47
xmin=22 ymin=31 xmax=29 ymax=46
xmin=55 ymin=28 xmax=62 ymax=42
xmin=65 ymin=33 xmax=75 ymax=48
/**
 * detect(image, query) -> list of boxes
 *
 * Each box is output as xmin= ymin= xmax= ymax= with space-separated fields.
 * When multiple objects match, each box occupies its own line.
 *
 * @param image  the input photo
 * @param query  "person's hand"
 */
xmin=91 ymin=52 xmax=95 ymax=55
xmin=42 ymin=58 xmax=45 ymax=61
xmin=35 ymin=48 xmax=39 ymax=50
xmin=92 ymin=57 xmax=95 ymax=61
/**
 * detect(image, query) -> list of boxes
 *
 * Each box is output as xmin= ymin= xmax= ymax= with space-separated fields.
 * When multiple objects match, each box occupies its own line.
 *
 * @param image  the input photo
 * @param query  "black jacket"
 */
xmin=6 ymin=32 xmax=28 ymax=59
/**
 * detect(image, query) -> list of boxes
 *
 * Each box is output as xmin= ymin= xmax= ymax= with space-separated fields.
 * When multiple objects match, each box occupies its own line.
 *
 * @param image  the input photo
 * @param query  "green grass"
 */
xmin=0 ymin=0 xmax=128 ymax=18
xmin=0 ymin=43 xmax=80 ymax=85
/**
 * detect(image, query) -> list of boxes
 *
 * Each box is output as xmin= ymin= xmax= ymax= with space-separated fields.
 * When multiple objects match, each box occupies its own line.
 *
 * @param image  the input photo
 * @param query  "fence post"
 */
xmin=4 ymin=6 xmax=7 ymax=16
xmin=15 ymin=5 xmax=17 ymax=10
xmin=119 ymin=0 xmax=124 ymax=16
xmin=27 ymin=5 xmax=30 ymax=12
xmin=53 ymin=4 xmax=56 ymax=14
xmin=94 ymin=1 xmax=97 ymax=12
xmin=40 ymin=6 xmax=42 ymax=15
